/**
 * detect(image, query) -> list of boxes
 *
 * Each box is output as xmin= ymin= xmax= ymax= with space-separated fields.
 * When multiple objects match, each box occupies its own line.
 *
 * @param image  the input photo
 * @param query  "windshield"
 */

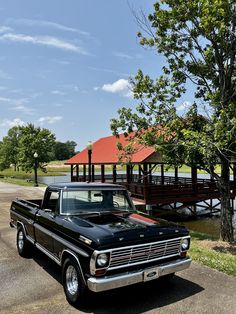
xmin=61 ymin=189 xmax=133 ymax=215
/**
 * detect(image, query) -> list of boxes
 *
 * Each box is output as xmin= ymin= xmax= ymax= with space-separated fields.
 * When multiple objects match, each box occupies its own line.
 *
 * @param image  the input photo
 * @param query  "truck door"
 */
xmin=34 ymin=189 xmax=60 ymax=254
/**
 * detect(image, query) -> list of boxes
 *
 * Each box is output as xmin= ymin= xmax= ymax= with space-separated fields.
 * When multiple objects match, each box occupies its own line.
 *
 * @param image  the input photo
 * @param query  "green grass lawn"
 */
xmin=190 ymin=231 xmax=236 ymax=276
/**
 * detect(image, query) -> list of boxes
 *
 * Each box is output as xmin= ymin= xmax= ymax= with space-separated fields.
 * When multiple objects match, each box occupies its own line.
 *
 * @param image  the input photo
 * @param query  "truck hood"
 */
xmin=67 ymin=211 xmax=189 ymax=249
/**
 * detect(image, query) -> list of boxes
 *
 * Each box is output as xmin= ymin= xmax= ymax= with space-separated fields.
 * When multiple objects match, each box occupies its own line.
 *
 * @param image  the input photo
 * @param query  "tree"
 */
xmin=53 ymin=140 xmax=77 ymax=160
xmin=111 ymin=0 xmax=236 ymax=242
xmin=0 ymin=126 xmax=21 ymax=171
xmin=18 ymin=123 xmax=56 ymax=172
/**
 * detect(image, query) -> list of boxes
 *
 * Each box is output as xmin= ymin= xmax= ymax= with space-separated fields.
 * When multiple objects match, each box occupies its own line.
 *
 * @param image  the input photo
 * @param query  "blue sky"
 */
xmin=0 ymin=0 xmax=193 ymax=150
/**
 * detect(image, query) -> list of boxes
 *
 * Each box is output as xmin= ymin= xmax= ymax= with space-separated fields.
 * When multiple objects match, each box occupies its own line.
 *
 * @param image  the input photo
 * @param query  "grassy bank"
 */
xmin=0 ymin=176 xmax=46 ymax=187
xmin=190 ymin=231 xmax=236 ymax=276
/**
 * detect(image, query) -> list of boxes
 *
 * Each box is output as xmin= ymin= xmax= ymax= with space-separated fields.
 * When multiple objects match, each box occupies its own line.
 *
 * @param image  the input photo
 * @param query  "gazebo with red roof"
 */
xmin=65 ymin=133 xmax=228 ymax=210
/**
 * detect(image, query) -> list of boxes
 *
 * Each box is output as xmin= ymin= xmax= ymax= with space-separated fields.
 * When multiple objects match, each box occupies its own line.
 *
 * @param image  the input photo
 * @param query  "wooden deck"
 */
xmin=72 ymin=173 xmax=236 ymax=207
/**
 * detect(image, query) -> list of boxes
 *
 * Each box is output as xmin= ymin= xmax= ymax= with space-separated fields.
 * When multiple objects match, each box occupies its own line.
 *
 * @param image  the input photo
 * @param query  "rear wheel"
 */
xmin=16 ymin=226 xmax=31 ymax=257
xmin=62 ymin=257 xmax=87 ymax=307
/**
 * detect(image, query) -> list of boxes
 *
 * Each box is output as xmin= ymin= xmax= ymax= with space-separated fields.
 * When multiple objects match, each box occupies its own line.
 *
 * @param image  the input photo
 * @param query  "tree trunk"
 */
xmin=219 ymin=158 xmax=234 ymax=242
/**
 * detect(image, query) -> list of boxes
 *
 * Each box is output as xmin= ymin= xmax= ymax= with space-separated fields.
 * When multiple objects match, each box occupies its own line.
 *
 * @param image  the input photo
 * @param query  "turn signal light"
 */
xmin=95 ymin=269 xmax=107 ymax=276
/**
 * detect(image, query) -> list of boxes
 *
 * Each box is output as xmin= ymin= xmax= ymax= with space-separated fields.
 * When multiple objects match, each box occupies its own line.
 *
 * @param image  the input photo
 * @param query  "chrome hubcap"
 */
xmin=18 ymin=231 xmax=24 ymax=250
xmin=66 ymin=265 xmax=79 ymax=295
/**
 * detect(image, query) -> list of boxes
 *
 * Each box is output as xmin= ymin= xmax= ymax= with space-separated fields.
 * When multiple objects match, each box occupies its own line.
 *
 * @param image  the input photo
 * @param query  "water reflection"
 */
xmin=38 ymin=173 xmax=70 ymax=185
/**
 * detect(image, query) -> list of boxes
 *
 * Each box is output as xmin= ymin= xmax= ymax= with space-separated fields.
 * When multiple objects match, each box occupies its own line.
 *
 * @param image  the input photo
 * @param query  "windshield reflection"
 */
xmin=61 ymin=189 xmax=133 ymax=215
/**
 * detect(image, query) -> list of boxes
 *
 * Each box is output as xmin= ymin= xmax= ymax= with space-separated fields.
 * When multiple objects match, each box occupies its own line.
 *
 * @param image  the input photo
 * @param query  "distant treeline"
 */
xmin=0 ymin=124 xmax=77 ymax=171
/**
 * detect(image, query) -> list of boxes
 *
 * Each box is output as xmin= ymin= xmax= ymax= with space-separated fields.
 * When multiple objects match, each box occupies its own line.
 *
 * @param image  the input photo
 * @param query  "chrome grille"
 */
xmin=109 ymin=238 xmax=181 ymax=269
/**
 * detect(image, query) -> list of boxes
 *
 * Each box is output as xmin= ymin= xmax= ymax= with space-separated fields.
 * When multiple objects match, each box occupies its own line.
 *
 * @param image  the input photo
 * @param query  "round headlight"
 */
xmin=97 ymin=253 xmax=109 ymax=267
xmin=181 ymin=238 xmax=189 ymax=250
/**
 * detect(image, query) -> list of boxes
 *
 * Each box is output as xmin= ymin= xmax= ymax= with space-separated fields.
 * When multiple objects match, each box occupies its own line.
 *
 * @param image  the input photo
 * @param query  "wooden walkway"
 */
xmin=72 ymin=173 xmax=236 ymax=210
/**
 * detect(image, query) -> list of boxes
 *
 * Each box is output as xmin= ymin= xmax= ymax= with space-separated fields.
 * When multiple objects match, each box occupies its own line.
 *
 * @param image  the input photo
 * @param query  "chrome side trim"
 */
xmin=34 ymin=223 xmax=89 ymax=258
xmin=16 ymin=221 xmax=34 ymax=244
xmin=35 ymin=243 xmax=61 ymax=265
xmin=11 ymin=210 xmax=34 ymax=226
xmin=87 ymin=257 xmax=192 ymax=293
xmin=26 ymin=234 xmax=35 ymax=245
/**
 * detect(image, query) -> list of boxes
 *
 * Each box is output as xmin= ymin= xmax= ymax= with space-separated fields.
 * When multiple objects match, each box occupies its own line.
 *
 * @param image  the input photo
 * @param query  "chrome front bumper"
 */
xmin=87 ymin=257 xmax=192 ymax=292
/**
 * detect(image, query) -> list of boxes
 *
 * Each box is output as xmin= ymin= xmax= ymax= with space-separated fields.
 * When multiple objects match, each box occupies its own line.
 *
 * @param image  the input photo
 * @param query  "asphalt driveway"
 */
xmin=0 ymin=182 xmax=235 ymax=314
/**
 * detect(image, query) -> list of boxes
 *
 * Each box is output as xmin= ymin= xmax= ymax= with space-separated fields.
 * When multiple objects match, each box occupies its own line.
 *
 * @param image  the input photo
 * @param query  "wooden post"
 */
xmin=76 ymin=165 xmax=79 ymax=181
xmin=126 ymin=164 xmax=131 ymax=184
xmin=70 ymin=165 xmax=73 ymax=182
xmin=143 ymin=163 xmax=149 ymax=202
xmin=138 ymin=165 xmax=142 ymax=183
xmin=149 ymin=163 xmax=152 ymax=184
xmin=191 ymin=166 xmax=197 ymax=192
xmin=130 ymin=165 xmax=133 ymax=182
xmin=175 ymin=167 xmax=178 ymax=182
xmin=83 ymin=164 xmax=86 ymax=182
xmin=92 ymin=165 xmax=95 ymax=182
xmin=161 ymin=164 xmax=164 ymax=185
xmin=101 ymin=164 xmax=105 ymax=182
xmin=113 ymin=165 xmax=117 ymax=183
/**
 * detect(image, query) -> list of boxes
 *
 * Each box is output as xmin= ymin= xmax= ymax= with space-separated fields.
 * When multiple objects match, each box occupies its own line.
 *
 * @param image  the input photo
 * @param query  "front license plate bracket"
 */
xmin=143 ymin=267 xmax=160 ymax=282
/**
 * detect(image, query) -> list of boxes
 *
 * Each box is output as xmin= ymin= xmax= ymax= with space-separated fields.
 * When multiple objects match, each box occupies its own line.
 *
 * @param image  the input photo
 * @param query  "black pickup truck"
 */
xmin=10 ymin=182 xmax=191 ymax=306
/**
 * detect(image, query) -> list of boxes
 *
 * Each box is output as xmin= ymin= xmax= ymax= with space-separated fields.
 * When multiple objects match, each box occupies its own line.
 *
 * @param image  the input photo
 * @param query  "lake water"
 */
xmin=38 ymin=172 xmax=236 ymax=239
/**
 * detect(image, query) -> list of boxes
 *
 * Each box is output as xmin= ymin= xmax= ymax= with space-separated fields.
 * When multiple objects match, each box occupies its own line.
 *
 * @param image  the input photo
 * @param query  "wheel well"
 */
xmin=17 ymin=221 xmax=25 ymax=232
xmin=61 ymin=250 xmax=86 ymax=285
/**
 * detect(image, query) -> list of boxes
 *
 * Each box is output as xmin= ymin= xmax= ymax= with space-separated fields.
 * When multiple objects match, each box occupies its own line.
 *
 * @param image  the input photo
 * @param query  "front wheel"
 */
xmin=16 ymin=226 xmax=31 ymax=257
xmin=62 ymin=257 xmax=87 ymax=307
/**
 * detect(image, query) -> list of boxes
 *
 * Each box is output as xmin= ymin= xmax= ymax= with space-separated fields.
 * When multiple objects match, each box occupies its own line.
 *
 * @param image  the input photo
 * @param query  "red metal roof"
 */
xmin=65 ymin=133 xmax=156 ymax=165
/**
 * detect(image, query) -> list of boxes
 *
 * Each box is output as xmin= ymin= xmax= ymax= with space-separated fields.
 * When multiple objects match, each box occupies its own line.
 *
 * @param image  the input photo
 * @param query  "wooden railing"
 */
xmin=71 ymin=173 xmax=236 ymax=204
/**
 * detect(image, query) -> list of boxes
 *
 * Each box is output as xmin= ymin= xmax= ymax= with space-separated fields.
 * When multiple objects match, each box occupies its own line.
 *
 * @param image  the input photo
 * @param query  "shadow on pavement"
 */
xmin=33 ymin=250 xmax=203 ymax=313
xmin=84 ymin=276 xmax=204 ymax=314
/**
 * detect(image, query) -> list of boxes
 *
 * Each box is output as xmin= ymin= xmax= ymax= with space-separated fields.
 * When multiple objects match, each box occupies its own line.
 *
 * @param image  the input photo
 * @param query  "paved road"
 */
xmin=0 ymin=182 xmax=235 ymax=314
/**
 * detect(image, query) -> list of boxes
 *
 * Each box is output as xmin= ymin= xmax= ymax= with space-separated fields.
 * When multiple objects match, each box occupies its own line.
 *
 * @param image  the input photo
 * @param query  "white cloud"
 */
xmin=11 ymin=105 xmax=35 ymax=115
xmin=102 ymin=79 xmax=132 ymax=97
xmin=88 ymin=66 xmax=130 ymax=77
xmin=51 ymin=90 xmax=66 ymax=96
xmin=8 ymin=19 xmax=90 ymax=36
xmin=0 ymin=69 xmax=11 ymax=79
xmin=0 ymin=118 xmax=25 ymax=127
xmin=113 ymin=52 xmax=132 ymax=59
xmin=37 ymin=116 xmax=63 ymax=124
xmin=0 ymin=96 xmax=11 ymax=102
xmin=0 ymin=32 xmax=89 ymax=54
xmin=0 ymin=26 xmax=13 ymax=34
xmin=0 ymin=96 xmax=30 ymax=106
xmin=53 ymin=59 xmax=70 ymax=66
xmin=177 ymin=101 xmax=192 ymax=112
xmin=62 ymin=84 xmax=79 ymax=92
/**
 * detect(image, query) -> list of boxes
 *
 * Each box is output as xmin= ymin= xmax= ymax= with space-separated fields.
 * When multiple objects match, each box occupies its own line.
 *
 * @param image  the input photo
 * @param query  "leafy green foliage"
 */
xmin=111 ymin=0 xmax=236 ymax=242
xmin=0 ymin=126 xmax=21 ymax=171
xmin=53 ymin=140 xmax=77 ymax=160
xmin=18 ymin=124 xmax=56 ymax=172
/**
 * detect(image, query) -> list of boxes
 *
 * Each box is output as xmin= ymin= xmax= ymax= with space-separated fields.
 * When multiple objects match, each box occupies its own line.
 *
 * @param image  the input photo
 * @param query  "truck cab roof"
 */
xmin=48 ymin=182 xmax=127 ymax=190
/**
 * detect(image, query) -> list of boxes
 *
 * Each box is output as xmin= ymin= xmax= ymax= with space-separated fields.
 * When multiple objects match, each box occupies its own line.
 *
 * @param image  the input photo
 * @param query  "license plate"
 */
xmin=143 ymin=267 xmax=160 ymax=282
